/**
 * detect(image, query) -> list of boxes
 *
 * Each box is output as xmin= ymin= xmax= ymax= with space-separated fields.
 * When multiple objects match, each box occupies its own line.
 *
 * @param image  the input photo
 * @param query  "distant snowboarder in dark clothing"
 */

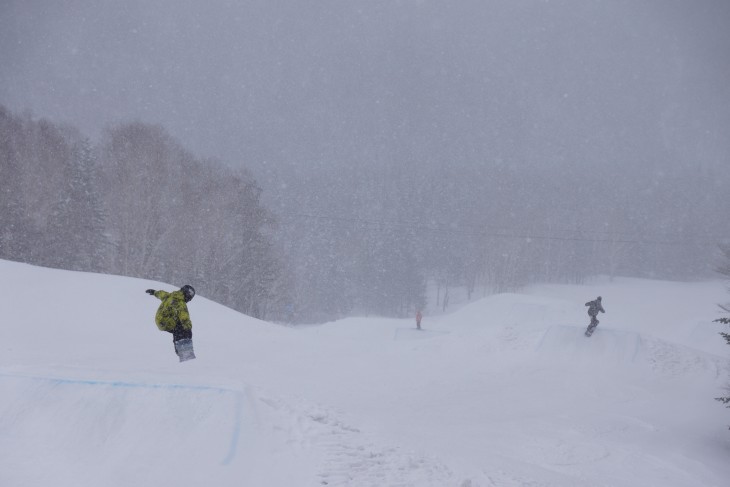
xmin=584 ymin=296 xmax=605 ymax=337
xmin=146 ymin=284 xmax=196 ymax=361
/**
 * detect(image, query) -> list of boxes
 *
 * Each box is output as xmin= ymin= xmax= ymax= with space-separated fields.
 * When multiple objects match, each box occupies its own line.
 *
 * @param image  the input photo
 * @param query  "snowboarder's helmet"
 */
xmin=597 ymin=296 xmax=602 ymax=301
xmin=181 ymin=285 xmax=195 ymax=302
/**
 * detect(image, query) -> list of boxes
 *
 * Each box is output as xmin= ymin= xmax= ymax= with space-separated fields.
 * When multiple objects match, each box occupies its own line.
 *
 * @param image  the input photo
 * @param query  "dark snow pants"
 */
xmin=171 ymin=323 xmax=192 ymax=347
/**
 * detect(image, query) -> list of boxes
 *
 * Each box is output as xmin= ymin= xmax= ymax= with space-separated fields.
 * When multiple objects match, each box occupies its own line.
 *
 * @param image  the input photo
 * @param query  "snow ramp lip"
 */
xmin=0 ymin=371 xmax=240 ymax=394
xmin=393 ymin=327 xmax=450 ymax=341
xmin=534 ymin=325 xmax=643 ymax=364
xmin=0 ymin=372 xmax=245 ymax=466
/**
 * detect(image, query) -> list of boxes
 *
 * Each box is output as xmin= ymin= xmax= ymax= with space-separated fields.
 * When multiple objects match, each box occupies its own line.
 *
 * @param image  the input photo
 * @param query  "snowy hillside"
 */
xmin=1 ymin=258 xmax=730 ymax=486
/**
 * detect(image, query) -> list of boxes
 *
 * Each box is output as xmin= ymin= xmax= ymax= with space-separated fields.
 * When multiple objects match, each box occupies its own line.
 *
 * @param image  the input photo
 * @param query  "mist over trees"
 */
xmin=2 ymin=103 xmax=729 ymax=323
xmin=272 ymin=149 xmax=729 ymax=322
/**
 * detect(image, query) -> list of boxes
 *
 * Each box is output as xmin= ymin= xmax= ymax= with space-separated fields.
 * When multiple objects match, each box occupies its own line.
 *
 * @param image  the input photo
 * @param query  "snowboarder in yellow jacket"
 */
xmin=146 ymin=285 xmax=196 ymax=361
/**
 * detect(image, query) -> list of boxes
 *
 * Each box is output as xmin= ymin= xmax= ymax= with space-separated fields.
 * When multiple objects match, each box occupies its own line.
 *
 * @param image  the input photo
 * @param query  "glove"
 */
xmin=146 ymin=289 xmax=156 ymax=295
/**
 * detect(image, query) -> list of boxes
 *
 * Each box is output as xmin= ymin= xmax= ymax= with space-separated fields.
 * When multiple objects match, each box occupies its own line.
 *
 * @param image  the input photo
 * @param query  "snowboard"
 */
xmin=174 ymin=338 xmax=196 ymax=362
xmin=585 ymin=316 xmax=600 ymax=337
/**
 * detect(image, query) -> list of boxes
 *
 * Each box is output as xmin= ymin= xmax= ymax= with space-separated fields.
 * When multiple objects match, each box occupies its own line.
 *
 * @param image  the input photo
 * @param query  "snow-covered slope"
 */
xmin=1 ymin=259 xmax=729 ymax=486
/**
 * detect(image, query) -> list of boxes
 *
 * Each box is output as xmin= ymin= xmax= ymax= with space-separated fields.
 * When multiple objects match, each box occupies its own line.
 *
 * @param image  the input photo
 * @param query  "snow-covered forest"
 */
xmin=1 ymin=1 xmax=729 ymax=324
xmin=1 ymin=103 xmax=727 ymax=322
xmin=0 ymin=108 xmax=280 ymax=318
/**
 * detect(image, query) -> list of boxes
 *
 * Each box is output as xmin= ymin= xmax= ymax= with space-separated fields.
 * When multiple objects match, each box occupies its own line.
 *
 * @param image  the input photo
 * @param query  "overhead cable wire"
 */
xmin=275 ymin=212 xmax=729 ymax=248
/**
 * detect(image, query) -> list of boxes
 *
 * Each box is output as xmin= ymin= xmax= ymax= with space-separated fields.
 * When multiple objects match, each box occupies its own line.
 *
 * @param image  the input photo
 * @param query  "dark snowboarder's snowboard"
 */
xmin=585 ymin=322 xmax=598 ymax=337
xmin=175 ymin=338 xmax=196 ymax=362
xmin=584 ymin=315 xmax=600 ymax=337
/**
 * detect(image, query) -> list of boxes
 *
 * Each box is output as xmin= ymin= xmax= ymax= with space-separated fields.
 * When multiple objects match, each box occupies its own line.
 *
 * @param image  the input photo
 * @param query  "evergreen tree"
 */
xmin=715 ymin=244 xmax=730 ymax=409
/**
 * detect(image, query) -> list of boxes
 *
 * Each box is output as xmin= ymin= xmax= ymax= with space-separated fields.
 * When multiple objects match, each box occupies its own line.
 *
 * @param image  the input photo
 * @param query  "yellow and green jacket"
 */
xmin=153 ymin=290 xmax=193 ymax=332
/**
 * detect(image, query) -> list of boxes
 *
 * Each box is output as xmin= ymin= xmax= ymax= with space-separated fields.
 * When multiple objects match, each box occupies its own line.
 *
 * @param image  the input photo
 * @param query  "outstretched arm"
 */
xmin=146 ymin=289 xmax=169 ymax=301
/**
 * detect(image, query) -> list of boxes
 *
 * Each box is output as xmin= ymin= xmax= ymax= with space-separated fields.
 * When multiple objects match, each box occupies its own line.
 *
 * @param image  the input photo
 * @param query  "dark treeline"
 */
xmin=1 ymin=104 xmax=728 ymax=324
xmin=0 ymin=106 xmax=282 ymax=319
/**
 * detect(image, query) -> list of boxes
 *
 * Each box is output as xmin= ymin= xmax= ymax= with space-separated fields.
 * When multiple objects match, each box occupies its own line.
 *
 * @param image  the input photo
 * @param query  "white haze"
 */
xmin=1 ymin=1 xmax=729 ymax=179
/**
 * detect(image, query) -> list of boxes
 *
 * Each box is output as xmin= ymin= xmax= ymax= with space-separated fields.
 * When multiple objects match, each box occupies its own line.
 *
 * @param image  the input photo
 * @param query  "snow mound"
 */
xmin=535 ymin=325 xmax=643 ymax=364
xmin=2 ymin=259 xmax=730 ymax=486
xmin=642 ymin=337 xmax=730 ymax=379
xmin=534 ymin=324 xmax=729 ymax=379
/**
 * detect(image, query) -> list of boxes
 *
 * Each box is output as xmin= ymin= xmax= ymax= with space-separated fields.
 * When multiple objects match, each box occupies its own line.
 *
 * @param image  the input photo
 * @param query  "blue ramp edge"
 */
xmin=0 ymin=372 xmax=244 ymax=466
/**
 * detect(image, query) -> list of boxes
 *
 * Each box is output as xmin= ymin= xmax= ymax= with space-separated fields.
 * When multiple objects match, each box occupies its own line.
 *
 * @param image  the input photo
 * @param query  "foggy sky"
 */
xmin=1 ymin=0 xmax=729 ymax=185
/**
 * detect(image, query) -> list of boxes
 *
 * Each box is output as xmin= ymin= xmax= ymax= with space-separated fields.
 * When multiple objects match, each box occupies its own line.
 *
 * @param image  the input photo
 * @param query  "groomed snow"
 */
xmin=1 ymin=259 xmax=729 ymax=486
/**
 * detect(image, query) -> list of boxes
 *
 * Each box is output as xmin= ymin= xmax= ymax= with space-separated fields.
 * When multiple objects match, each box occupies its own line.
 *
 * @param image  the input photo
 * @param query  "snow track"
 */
xmin=254 ymin=396 xmax=463 ymax=487
xmin=641 ymin=336 xmax=729 ymax=379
